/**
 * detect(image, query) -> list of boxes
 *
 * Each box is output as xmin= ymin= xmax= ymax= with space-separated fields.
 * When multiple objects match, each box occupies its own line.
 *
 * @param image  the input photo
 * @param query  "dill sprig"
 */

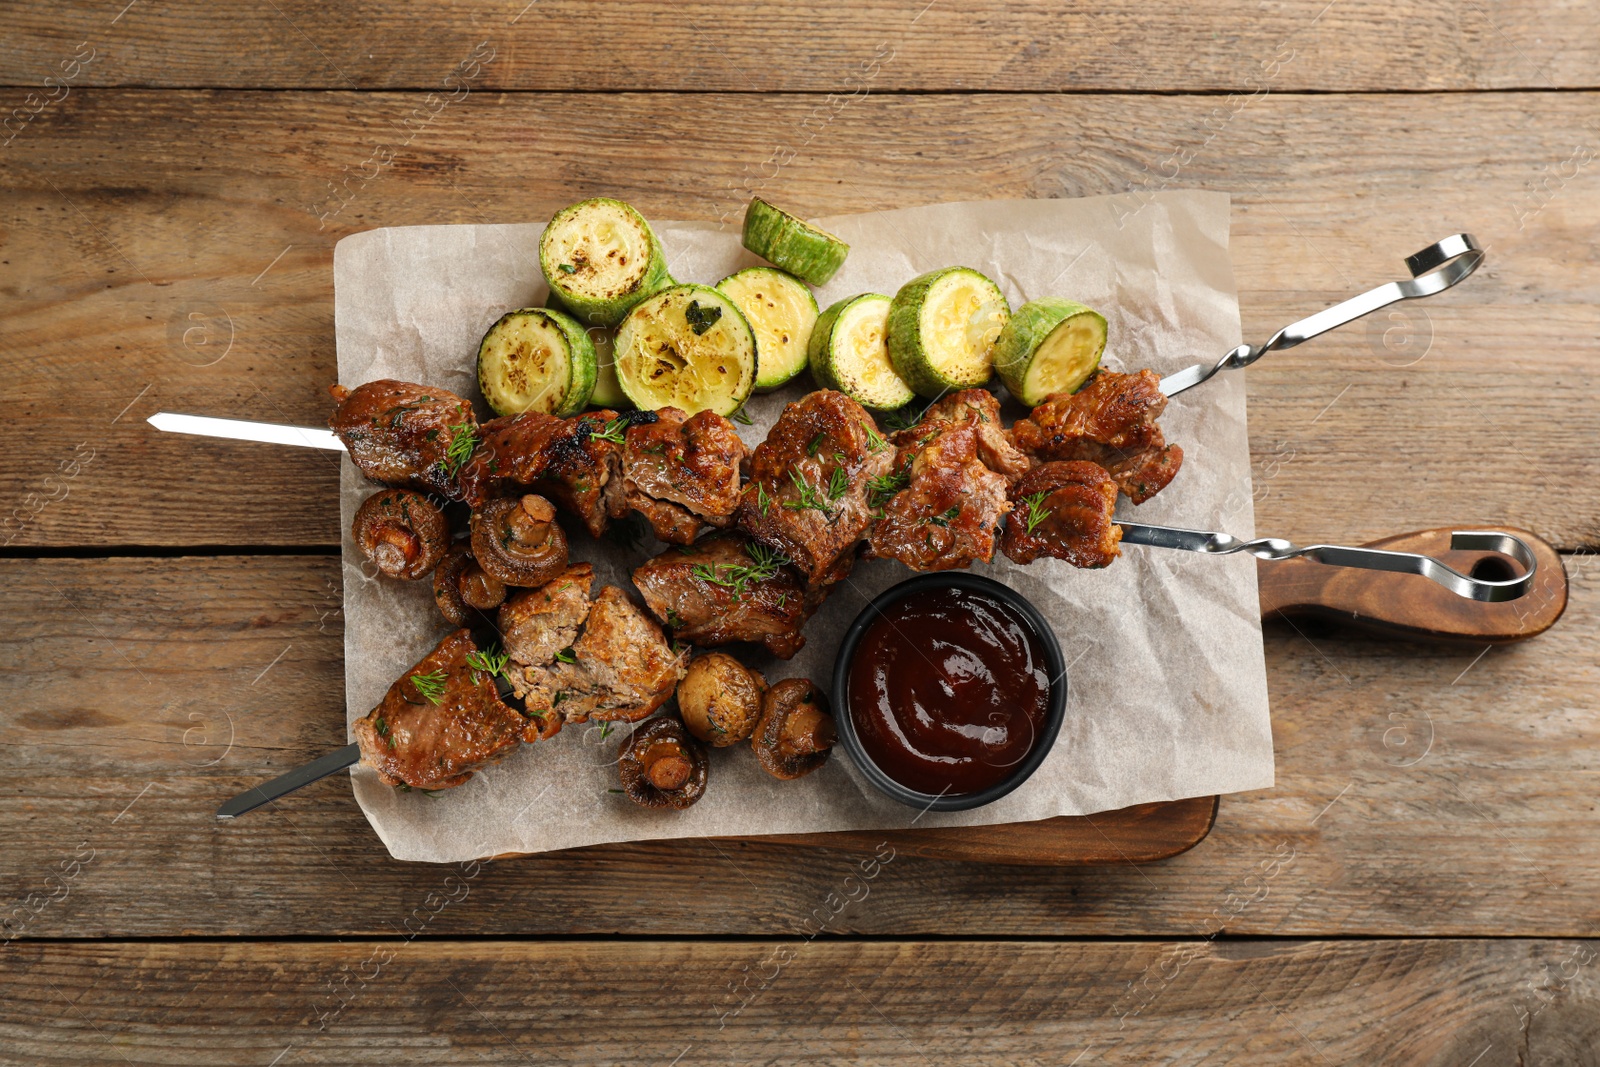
xmin=864 ymin=424 xmax=888 ymax=452
xmin=783 ymin=469 xmax=832 ymax=513
xmin=755 ymin=481 xmax=773 ymax=517
xmin=730 ymin=406 xmax=754 ymax=426
xmin=442 ymin=421 xmax=479 ymax=476
xmin=589 ymin=416 xmax=629 ymax=445
xmin=690 ymin=541 xmax=790 ymax=599
xmin=929 ymin=505 xmax=961 ymax=528
xmin=826 ymin=466 xmax=849 ymax=501
xmin=555 ymin=647 xmax=577 ymax=664
xmin=1021 ymin=490 xmax=1051 ymax=535
xmin=866 ymin=465 xmax=911 ymax=510
xmin=410 ymin=669 xmax=448 ymax=705
xmin=466 ymin=645 xmax=508 ymax=682
xmin=882 ymin=402 xmax=928 ymax=433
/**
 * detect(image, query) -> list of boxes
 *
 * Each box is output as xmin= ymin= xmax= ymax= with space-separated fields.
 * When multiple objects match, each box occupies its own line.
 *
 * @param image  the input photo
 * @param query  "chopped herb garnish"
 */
xmin=691 ymin=541 xmax=789 ymax=598
xmin=598 ymin=721 xmax=614 ymax=740
xmin=826 ymin=466 xmax=849 ymax=501
xmin=866 ymin=464 xmax=911 ymax=509
xmin=555 ymin=647 xmax=577 ymax=664
xmin=607 ymin=787 xmax=625 ymax=794
xmin=1021 ymin=491 xmax=1051 ymax=535
xmin=558 ymin=262 xmax=577 ymax=274
xmin=466 ymin=645 xmax=509 ymax=682
xmin=442 ymin=421 xmax=479 ymax=477
xmin=783 ymin=469 xmax=831 ymax=513
xmin=806 ymin=433 xmax=825 ymax=457
xmin=685 ymin=299 xmax=723 ymax=335
xmin=665 ymin=607 xmax=684 ymax=628
xmin=730 ymin=407 xmax=754 ymax=426
xmin=410 ymin=669 xmax=448 ymax=705
xmin=553 ymin=691 xmax=567 ymax=706
xmin=929 ymin=505 xmax=961 ymax=528
xmin=590 ymin=416 xmax=629 ymax=444
xmin=756 ymin=481 xmax=773 ymax=517
xmin=865 ymin=425 xmax=888 ymax=452
xmin=883 ymin=402 xmax=927 ymax=433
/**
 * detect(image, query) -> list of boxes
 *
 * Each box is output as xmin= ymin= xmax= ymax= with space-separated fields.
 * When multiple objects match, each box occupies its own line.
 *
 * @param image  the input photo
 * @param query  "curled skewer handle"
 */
xmin=1119 ymin=522 xmax=1536 ymax=603
xmin=1159 ymin=233 xmax=1484 ymax=397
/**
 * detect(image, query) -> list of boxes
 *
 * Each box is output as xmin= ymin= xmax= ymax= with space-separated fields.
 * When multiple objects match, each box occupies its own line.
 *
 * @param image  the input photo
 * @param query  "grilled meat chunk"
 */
xmin=512 ymin=586 xmax=686 ymax=724
xmin=917 ymin=389 xmax=1031 ymax=483
xmin=868 ymin=417 xmax=1012 ymax=572
xmin=734 ymin=390 xmax=896 ymax=585
xmin=351 ymin=630 xmax=526 ymax=791
xmin=329 ymin=380 xmax=478 ymax=499
xmin=1012 ymin=369 xmax=1184 ymax=504
xmin=631 ymin=533 xmax=827 ymax=659
xmin=1001 ymin=461 xmax=1123 ymax=569
xmin=623 ymin=407 xmax=748 ymax=545
xmin=498 ymin=563 xmax=595 ymax=740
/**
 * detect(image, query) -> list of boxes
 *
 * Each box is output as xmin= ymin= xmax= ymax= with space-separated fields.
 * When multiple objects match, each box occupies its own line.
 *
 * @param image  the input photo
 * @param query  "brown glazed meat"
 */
xmin=622 ymin=407 xmax=748 ymax=545
xmin=470 ymin=495 xmax=570 ymax=588
xmin=1000 ymin=460 xmax=1124 ymax=569
xmin=497 ymin=563 xmax=595 ymax=740
xmin=329 ymin=380 xmax=479 ymax=499
xmin=1011 ymin=369 xmax=1184 ymax=504
xmin=869 ymin=417 xmax=1013 ymax=572
xmin=350 ymin=630 xmax=527 ymax=791
xmin=618 ymin=716 xmax=708 ymax=810
xmin=751 ymin=678 xmax=836 ymax=781
xmin=915 ymin=389 xmax=1031 ymax=483
xmin=511 ymin=586 xmax=687 ymax=724
xmin=465 ymin=409 xmax=656 ymax=535
xmin=631 ymin=533 xmax=829 ymax=659
xmin=734 ymin=390 xmax=896 ymax=585
xmin=352 ymin=489 xmax=450 ymax=580
xmin=433 ymin=543 xmax=507 ymax=626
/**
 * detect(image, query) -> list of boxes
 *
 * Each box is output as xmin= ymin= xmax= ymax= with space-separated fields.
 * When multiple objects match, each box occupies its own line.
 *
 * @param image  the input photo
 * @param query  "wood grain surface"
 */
xmin=3 ymin=939 xmax=1596 ymax=1065
xmin=5 ymin=3 xmax=1600 ymax=1061
xmin=2 ymin=91 xmax=1597 ymax=550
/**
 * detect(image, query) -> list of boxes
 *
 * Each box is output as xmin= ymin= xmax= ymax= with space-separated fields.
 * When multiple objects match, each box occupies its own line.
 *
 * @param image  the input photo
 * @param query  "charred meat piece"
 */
xmin=352 ymin=489 xmax=450 ymax=580
xmin=351 ymin=630 xmax=526 ymax=791
xmin=329 ymin=380 xmax=479 ymax=499
xmin=1011 ymin=369 xmax=1184 ymax=504
xmin=465 ymin=409 xmax=656 ymax=535
xmin=916 ymin=389 xmax=1031 ymax=483
xmin=622 ymin=407 xmax=748 ymax=545
xmin=1001 ymin=461 xmax=1123 ymax=569
xmin=868 ymin=418 xmax=1012 ymax=572
xmin=734 ymin=390 xmax=896 ymax=585
xmin=631 ymin=533 xmax=828 ymax=659
xmin=512 ymin=586 xmax=686 ymax=724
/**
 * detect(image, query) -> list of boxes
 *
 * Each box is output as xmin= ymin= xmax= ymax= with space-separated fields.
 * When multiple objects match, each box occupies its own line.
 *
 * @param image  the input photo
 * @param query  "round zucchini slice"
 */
xmin=885 ymin=267 xmax=1011 ymax=398
xmin=716 ymin=267 xmax=818 ymax=392
xmin=741 ymin=197 xmax=849 ymax=286
xmin=540 ymin=197 xmax=672 ymax=328
xmin=476 ymin=306 xmax=597 ymax=418
xmin=993 ymin=298 xmax=1108 ymax=405
xmin=614 ymin=284 xmax=758 ymax=417
xmin=807 ymin=293 xmax=915 ymax=411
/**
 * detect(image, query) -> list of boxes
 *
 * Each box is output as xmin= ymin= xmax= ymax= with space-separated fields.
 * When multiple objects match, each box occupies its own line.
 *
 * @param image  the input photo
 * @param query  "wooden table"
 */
xmin=3 ymin=3 xmax=1597 ymax=1062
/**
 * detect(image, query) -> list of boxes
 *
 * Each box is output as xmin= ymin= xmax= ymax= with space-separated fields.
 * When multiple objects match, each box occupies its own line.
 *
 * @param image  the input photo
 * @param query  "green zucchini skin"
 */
xmin=476 ymin=306 xmax=597 ymax=418
xmin=807 ymin=293 xmax=913 ymax=410
xmin=539 ymin=197 xmax=672 ymax=329
xmin=885 ymin=266 xmax=1009 ymax=398
xmin=806 ymin=296 xmax=850 ymax=392
xmin=992 ymin=298 xmax=1108 ymax=405
xmin=741 ymin=197 xmax=850 ymax=286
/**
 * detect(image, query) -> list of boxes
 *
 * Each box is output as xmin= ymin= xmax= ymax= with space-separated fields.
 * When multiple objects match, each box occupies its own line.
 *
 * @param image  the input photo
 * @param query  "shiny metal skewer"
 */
xmin=1119 ymin=523 xmax=1535 ymax=603
xmin=1159 ymin=233 xmax=1484 ymax=397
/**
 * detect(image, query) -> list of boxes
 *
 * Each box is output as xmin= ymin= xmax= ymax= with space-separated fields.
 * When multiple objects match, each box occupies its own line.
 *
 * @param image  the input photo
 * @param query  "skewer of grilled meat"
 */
xmin=631 ymin=532 xmax=829 ymax=659
xmin=1012 ymin=369 xmax=1184 ymax=504
xmin=1000 ymin=461 xmax=1123 ymax=569
xmin=329 ymin=380 xmax=480 ymax=500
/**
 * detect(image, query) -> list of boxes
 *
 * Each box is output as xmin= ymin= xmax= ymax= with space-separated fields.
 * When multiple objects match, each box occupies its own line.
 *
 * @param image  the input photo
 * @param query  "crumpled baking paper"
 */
xmin=333 ymin=191 xmax=1272 ymax=862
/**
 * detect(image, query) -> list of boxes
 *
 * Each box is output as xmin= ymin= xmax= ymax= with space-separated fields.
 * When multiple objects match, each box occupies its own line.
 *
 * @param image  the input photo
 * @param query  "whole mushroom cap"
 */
xmin=677 ymin=653 xmax=766 ymax=747
xmin=433 ymin=542 xmax=507 ymax=626
xmin=354 ymin=489 xmax=450 ymax=580
xmin=471 ymin=494 xmax=570 ymax=587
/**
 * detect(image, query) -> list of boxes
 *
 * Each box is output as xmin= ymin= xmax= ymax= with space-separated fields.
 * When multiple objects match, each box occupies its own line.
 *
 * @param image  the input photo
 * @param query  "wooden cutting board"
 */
xmin=728 ymin=526 xmax=1567 ymax=865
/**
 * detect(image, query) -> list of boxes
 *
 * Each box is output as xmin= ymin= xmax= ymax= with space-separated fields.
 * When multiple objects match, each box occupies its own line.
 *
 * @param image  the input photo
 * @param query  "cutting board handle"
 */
xmin=1257 ymin=526 xmax=1567 ymax=644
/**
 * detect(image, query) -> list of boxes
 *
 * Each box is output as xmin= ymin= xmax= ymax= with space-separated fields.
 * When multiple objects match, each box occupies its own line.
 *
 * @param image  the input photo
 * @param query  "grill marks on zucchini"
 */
xmin=540 ymin=198 xmax=672 ymax=328
xmin=807 ymin=293 xmax=915 ymax=411
xmin=614 ymin=284 xmax=758 ymax=417
xmin=716 ymin=267 xmax=818 ymax=392
xmin=476 ymin=307 xmax=597 ymax=418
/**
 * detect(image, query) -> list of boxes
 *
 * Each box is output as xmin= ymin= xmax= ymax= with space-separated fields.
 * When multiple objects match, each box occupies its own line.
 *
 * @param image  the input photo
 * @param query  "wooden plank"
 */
xmin=2 ymin=1 xmax=1595 ymax=91
xmin=2 ymin=939 xmax=1593 ymax=1064
xmin=2 ymin=89 xmax=1596 ymax=550
xmin=3 ymin=554 xmax=1597 ymax=938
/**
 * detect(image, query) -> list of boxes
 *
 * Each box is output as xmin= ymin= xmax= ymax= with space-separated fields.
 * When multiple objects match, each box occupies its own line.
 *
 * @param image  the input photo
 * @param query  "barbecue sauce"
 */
xmin=846 ymin=586 xmax=1052 ymax=796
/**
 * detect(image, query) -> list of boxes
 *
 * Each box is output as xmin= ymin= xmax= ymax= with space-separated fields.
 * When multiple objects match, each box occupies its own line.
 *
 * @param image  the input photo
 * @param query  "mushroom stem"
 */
xmin=777 ymin=704 xmax=835 ymax=759
xmin=505 ymin=496 xmax=555 ymax=549
xmin=640 ymin=740 xmax=693 ymax=791
xmin=372 ymin=525 xmax=421 ymax=574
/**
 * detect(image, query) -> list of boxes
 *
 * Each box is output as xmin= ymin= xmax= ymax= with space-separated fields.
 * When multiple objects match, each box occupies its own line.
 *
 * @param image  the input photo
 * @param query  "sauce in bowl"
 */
xmin=845 ymin=583 xmax=1055 ymax=798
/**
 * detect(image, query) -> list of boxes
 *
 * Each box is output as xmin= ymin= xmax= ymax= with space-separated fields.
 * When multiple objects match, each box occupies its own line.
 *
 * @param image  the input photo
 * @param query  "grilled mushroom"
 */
xmin=677 ymin=653 xmax=765 ymax=748
xmin=353 ymin=489 xmax=449 ymax=580
xmin=433 ymin=542 xmax=508 ymax=626
xmin=470 ymin=494 xmax=570 ymax=588
xmin=751 ymin=678 xmax=835 ymax=780
xmin=618 ymin=716 xmax=708 ymax=809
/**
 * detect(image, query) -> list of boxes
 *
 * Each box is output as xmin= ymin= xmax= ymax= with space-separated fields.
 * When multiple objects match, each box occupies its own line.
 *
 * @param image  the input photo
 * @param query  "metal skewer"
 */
xmin=1158 ymin=233 xmax=1484 ymax=397
xmin=1119 ymin=523 xmax=1534 ymax=603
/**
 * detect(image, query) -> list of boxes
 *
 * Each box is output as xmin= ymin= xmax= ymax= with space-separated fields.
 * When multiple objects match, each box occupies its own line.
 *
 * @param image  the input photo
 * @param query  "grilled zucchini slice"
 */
xmin=807 ymin=293 xmax=915 ymax=411
xmin=476 ymin=307 xmax=597 ymax=417
xmin=993 ymin=298 xmax=1107 ymax=405
xmin=741 ymin=197 xmax=849 ymax=286
xmin=716 ymin=267 xmax=818 ymax=392
xmin=885 ymin=267 xmax=1010 ymax=397
xmin=614 ymin=284 xmax=758 ymax=417
xmin=540 ymin=198 xmax=672 ymax=328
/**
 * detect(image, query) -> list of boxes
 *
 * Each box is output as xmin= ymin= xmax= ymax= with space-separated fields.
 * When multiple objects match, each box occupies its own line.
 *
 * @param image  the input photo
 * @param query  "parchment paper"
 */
xmin=333 ymin=192 xmax=1273 ymax=863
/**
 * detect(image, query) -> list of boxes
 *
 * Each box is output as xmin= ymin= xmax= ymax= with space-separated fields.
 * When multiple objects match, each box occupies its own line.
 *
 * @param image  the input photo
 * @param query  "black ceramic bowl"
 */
xmin=831 ymin=572 xmax=1068 ymax=812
